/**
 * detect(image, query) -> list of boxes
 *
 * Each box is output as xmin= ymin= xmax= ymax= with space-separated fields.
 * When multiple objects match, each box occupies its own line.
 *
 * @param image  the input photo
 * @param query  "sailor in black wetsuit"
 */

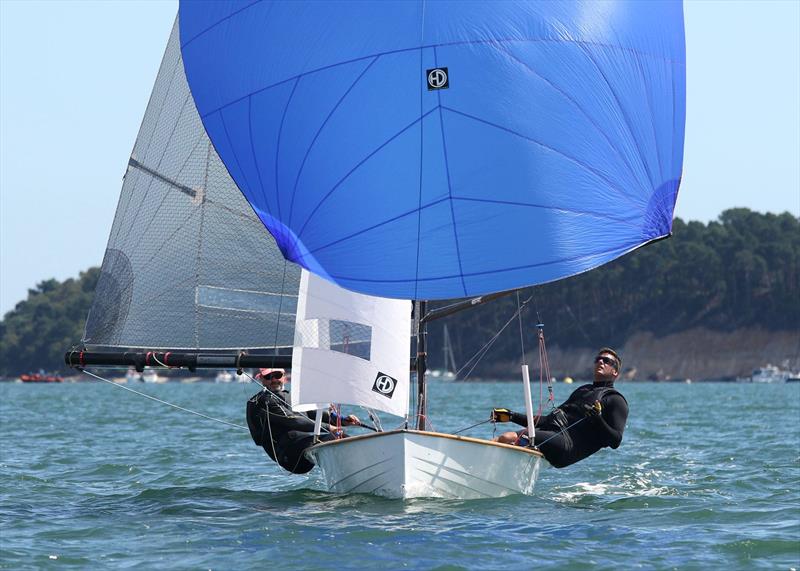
xmin=246 ymin=368 xmax=360 ymax=474
xmin=492 ymin=348 xmax=628 ymax=468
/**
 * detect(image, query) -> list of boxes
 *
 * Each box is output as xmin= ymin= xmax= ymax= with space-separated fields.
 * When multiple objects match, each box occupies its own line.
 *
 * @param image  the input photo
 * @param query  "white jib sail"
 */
xmin=291 ymin=270 xmax=412 ymax=418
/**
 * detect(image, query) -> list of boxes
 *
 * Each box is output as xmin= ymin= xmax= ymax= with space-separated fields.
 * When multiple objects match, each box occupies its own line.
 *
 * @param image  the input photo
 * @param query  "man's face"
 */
xmin=262 ymin=373 xmax=285 ymax=391
xmin=593 ymin=352 xmax=619 ymax=382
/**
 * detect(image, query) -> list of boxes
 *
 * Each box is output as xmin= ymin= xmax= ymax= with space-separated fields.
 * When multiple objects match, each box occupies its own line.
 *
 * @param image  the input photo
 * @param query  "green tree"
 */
xmin=0 ymin=268 xmax=99 ymax=375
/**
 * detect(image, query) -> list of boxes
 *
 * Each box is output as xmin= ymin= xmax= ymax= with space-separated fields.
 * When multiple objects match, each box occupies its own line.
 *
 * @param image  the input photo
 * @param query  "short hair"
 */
xmin=597 ymin=347 xmax=622 ymax=371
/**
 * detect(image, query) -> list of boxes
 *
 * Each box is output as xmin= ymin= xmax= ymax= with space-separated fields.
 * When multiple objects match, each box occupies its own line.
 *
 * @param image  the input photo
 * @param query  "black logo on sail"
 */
xmin=426 ymin=67 xmax=449 ymax=90
xmin=372 ymin=372 xmax=397 ymax=398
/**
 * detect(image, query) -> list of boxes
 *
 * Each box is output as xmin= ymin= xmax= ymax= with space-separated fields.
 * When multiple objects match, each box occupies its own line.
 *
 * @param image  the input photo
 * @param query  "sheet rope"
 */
xmin=80 ymin=369 xmax=249 ymax=431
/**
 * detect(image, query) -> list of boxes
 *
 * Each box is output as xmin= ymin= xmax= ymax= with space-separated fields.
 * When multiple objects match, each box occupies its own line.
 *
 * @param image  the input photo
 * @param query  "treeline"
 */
xmin=429 ymin=208 xmax=799 ymax=371
xmin=0 ymin=209 xmax=797 ymax=376
xmin=0 ymin=269 xmax=99 ymax=376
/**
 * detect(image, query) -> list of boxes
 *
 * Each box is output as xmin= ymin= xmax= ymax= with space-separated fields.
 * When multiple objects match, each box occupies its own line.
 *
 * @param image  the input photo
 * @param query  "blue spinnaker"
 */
xmin=179 ymin=1 xmax=685 ymax=300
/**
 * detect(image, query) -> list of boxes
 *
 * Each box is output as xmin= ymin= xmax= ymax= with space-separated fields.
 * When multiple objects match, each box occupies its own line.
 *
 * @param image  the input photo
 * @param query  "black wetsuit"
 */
xmin=510 ymin=381 xmax=628 ymax=468
xmin=246 ymin=389 xmax=338 ymax=474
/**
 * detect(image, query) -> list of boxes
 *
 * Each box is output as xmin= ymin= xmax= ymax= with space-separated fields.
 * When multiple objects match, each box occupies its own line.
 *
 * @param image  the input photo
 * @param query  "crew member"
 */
xmin=492 ymin=348 xmax=628 ymax=468
xmin=246 ymin=368 xmax=360 ymax=474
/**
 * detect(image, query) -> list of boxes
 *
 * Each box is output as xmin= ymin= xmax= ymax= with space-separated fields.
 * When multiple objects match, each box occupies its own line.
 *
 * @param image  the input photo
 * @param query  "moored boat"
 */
xmin=20 ymin=373 xmax=63 ymax=383
xmin=751 ymin=364 xmax=790 ymax=383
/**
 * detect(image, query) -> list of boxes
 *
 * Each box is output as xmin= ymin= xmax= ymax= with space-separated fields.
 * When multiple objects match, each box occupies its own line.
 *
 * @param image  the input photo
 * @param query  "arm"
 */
xmin=593 ymin=394 xmax=628 ymax=448
xmin=264 ymin=393 xmax=318 ymax=432
xmin=510 ymin=410 xmax=528 ymax=427
xmin=510 ymin=410 xmax=545 ymax=427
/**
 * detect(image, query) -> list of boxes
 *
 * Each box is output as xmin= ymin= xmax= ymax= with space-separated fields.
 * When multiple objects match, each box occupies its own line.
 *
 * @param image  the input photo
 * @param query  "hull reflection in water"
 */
xmin=307 ymin=430 xmax=544 ymax=499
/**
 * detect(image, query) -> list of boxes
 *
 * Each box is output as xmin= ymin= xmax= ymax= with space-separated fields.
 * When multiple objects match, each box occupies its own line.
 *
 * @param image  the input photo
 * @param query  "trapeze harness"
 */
xmin=511 ymin=381 xmax=629 ymax=468
xmin=246 ymin=389 xmax=339 ymax=474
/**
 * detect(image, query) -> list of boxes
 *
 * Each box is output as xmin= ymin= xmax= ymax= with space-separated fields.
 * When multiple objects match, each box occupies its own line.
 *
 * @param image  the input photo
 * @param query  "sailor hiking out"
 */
xmin=246 ymin=368 xmax=360 ymax=474
xmin=492 ymin=348 xmax=629 ymax=468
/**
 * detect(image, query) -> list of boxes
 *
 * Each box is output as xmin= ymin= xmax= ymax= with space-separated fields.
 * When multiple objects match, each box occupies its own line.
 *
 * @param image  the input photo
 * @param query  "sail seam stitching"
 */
xmin=434 ymin=45 xmax=468 ymax=297
xmin=441 ymin=105 xmax=642 ymax=208
xmin=295 ymin=108 xmax=439 ymax=241
xmin=326 ymin=242 xmax=636 ymax=284
xmin=193 ymin=38 xmax=685 ymax=120
xmin=287 ymin=55 xmax=381 ymax=232
xmin=489 ymin=40 xmax=647 ymax=204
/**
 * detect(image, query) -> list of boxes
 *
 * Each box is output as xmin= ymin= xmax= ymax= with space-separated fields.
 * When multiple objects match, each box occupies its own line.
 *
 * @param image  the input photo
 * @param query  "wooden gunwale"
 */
xmin=308 ymin=429 xmax=544 ymax=458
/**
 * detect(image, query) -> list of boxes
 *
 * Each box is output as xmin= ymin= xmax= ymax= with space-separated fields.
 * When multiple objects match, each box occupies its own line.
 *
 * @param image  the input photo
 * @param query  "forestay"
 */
xmin=178 ymin=0 xmax=686 ymax=300
xmin=291 ymin=271 xmax=411 ymax=418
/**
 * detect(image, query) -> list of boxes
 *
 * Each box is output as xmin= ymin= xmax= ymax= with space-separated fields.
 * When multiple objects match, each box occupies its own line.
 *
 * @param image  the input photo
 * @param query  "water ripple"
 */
xmin=1 ymin=381 xmax=798 ymax=570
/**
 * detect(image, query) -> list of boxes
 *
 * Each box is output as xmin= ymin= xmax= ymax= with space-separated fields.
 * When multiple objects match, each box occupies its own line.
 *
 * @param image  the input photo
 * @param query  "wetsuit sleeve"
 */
xmin=510 ymin=411 xmax=544 ymax=427
xmin=594 ymin=394 xmax=628 ymax=448
xmin=510 ymin=411 xmax=528 ymax=426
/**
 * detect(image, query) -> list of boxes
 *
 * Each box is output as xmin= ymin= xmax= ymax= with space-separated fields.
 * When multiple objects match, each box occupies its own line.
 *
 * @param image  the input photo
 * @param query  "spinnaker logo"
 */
xmin=427 ymin=67 xmax=449 ymax=90
xmin=372 ymin=372 xmax=397 ymax=398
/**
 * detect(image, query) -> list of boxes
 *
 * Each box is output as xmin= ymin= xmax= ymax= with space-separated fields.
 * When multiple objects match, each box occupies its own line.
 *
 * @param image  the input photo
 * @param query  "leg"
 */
xmin=495 ymin=431 xmax=519 ymax=444
xmin=533 ymin=429 xmax=574 ymax=468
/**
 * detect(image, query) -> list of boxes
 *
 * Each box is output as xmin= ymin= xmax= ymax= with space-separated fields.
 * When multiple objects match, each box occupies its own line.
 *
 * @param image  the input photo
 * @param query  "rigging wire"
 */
xmin=535 ymin=416 xmax=588 ymax=448
xmin=526 ymin=286 xmax=555 ymax=413
xmin=539 ymin=324 xmax=555 ymax=410
xmin=80 ymin=369 xmax=248 ymax=431
xmin=452 ymin=418 xmax=492 ymax=435
xmin=270 ymin=259 xmax=292 ymax=370
xmin=456 ymin=294 xmax=533 ymax=381
xmin=516 ymin=291 xmax=527 ymax=366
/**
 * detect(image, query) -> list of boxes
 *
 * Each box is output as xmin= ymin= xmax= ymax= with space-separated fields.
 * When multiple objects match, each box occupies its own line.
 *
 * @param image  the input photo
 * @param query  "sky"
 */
xmin=1 ymin=0 xmax=799 ymax=316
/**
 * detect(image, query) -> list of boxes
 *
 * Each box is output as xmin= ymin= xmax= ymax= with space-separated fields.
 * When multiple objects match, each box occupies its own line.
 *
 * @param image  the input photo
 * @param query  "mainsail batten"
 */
xmin=82 ymin=17 xmax=301 ymax=352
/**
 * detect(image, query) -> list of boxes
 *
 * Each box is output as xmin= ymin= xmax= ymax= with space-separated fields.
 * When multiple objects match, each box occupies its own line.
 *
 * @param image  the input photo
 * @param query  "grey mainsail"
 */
xmin=83 ymin=18 xmax=300 ymax=351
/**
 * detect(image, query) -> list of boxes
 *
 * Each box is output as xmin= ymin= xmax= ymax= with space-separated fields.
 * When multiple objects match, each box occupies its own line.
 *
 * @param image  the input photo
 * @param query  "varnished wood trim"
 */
xmin=308 ymin=429 xmax=544 ymax=458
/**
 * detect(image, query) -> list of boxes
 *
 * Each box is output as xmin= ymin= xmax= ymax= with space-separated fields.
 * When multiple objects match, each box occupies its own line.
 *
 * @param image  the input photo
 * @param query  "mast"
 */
xmin=415 ymin=300 xmax=427 ymax=430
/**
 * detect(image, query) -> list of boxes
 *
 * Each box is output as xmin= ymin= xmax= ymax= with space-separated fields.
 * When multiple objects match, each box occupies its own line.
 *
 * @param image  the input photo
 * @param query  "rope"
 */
xmin=457 ymin=295 xmax=532 ymax=381
xmin=535 ymin=416 xmax=588 ymax=448
xmin=539 ymin=326 xmax=555 ymax=410
xmin=270 ymin=260 xmax=291 ymax=369
xmin=80 ymin=369 xmax=248 ymax=431
xmin=452 ymin=418 xmax=492 ymax=435
xmin=516 ymin=291 xmax=527 ymax=366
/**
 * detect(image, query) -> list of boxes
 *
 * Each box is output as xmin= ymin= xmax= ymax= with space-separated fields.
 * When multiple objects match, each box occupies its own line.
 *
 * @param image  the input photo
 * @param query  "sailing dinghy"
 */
xmin=68 ymin=1 xmax=685 ymax=500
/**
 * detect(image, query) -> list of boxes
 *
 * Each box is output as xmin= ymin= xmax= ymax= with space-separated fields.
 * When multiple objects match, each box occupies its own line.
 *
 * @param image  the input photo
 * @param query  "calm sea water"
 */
xmin=1 ymin=380 xmax=798 ymax=570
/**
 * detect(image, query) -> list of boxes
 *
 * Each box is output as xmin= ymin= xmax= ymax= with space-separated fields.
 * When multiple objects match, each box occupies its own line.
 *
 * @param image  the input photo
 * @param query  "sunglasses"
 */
xmin=594 ymin=356 xmax=618 ymax=369
xmin=263 ymin=371 xmax=284 ymax=380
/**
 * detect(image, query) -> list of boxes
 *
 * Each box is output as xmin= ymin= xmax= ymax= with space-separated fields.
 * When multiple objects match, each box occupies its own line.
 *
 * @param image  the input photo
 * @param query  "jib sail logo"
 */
xmin=372 ymin=372 xmax=397 ymax=398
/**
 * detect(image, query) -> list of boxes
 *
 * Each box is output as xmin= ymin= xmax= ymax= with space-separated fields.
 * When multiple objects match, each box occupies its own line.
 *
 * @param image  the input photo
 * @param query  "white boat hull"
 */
xmin=306 ymin=430 xmax=544 ymax=499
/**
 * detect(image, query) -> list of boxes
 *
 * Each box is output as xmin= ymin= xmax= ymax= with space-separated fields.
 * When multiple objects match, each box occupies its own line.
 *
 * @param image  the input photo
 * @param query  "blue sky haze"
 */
xmin=1 ymin=0 xmax=798 ymax=314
